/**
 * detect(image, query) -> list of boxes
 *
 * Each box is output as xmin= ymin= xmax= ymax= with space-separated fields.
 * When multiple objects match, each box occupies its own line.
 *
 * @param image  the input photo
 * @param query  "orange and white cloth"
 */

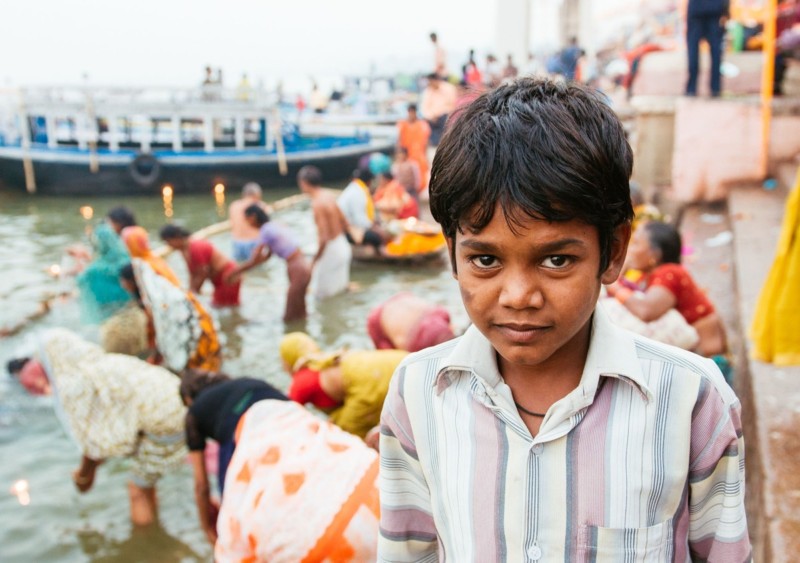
xmin=215 ymin=400 xmax=380 ymax=563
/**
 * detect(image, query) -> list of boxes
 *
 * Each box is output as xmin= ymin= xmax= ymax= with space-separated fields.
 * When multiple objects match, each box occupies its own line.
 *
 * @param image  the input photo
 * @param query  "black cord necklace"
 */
xmin=514 ymin=401 xmax=547 ymax=417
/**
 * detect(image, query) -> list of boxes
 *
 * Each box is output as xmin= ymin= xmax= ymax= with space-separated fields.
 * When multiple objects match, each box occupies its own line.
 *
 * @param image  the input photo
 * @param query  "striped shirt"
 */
xmin=378 ymin=307 xmax=751 ymax=562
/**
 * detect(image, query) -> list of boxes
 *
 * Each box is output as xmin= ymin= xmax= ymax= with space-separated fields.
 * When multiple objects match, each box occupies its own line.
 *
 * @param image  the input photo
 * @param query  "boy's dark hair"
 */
xmin=429 ymin=76 xmax=634 ymax=273
xmin=107 ymin=206 xmax=137 ymax=229
xmin=159 ymin=224 xmax=191 ymax=240
xmin=244 ymin=204 xmax=270 ymax=225
xmin=297 ymin=165 xmax=323 ymax=187
xmin=643 ymin=221 xmax=682 ymax=265
xmin=407 ymin=103 xmax=418 ymax=113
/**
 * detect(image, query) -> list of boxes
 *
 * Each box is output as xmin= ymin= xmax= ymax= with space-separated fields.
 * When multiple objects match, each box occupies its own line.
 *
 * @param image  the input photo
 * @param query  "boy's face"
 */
xmin=448 ymin=205 xmax=628 ymax=376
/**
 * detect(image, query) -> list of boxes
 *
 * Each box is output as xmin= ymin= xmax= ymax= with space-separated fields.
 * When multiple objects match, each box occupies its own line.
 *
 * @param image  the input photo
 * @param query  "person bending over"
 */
xmin=279 ymin=332 xmax=406 ymax=439
xmin=159 ymin=224 xmax=240 ymax=307
xmin=226 ymin=205 xmax=313 ymax=322
xmin=367 ymin=292 xmax=454 ymax=352
xmin=179 ymin=369 xmax=287 ymax=545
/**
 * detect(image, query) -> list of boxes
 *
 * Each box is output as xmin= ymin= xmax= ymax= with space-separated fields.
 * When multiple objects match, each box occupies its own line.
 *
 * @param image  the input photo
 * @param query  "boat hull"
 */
xmin=0 ymin=140 xmax=394 ymax=196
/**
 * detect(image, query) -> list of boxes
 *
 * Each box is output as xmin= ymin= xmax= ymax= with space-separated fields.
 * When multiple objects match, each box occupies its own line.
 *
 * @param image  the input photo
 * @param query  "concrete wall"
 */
xmin=632 ymin=50 xmax=764 ymax=97
xmin=670 ymin=97 xmax=800 ymax=202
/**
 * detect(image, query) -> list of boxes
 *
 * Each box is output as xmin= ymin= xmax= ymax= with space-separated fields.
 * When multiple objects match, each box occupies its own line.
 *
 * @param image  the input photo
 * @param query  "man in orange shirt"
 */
xmin=396 ymin=104 xmax=431 ymax=195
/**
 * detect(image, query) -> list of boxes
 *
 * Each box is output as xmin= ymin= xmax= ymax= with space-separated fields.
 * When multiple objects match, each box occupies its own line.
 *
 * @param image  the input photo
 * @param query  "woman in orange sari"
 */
xmin=215 ymin=400 xmax=380 ymax=562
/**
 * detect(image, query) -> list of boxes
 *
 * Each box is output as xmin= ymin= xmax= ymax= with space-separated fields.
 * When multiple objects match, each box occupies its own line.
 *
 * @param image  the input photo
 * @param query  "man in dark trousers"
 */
xmin=686 ymin=0 xmax=730 ymax=97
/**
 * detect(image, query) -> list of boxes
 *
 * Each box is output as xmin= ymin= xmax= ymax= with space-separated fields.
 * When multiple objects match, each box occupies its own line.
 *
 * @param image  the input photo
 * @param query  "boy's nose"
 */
xmin=498 ymin=271 xmax=544 ymax=309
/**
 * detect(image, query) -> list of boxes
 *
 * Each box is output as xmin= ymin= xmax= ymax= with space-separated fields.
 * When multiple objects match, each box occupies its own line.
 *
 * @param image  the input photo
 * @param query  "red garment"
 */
xmin=211 ymin=262 xmax=241 ymax=307
xmin=367 ymin=294 xmax=454 ymax=352
xmin=287 ymin=367 xmax=339 ymax=409
xmin=188 ymin=239 xmax=240 ymax=307
xmin=187 ymin=239 xmax=214 ymax=273
xmin=18 ymin=361 xmax=49 ymax=395
xmin=646 ymin=263 xmax=714 ymax=324
xmin=374 ymin=179 xmax=419 ymax=220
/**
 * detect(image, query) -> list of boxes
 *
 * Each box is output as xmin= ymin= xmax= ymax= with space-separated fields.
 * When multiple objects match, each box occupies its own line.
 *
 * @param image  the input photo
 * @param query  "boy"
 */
xmin=378 ymin=77 xmax=751 ymax=561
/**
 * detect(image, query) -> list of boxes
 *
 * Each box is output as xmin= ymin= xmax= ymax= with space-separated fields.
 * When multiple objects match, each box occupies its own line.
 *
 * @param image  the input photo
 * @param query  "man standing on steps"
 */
xmin=685 ymin=0 xmax=730 ymax=97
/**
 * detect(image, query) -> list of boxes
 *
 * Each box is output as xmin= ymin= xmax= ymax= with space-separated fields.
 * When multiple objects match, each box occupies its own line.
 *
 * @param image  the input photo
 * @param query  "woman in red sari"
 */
xmin=159 ymin=224 xmax=240 ymax=307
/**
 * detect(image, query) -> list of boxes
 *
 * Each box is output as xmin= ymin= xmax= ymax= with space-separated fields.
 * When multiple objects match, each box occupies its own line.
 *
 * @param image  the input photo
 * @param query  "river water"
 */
xmin=0 ymin=186 xmax=467 ymax=562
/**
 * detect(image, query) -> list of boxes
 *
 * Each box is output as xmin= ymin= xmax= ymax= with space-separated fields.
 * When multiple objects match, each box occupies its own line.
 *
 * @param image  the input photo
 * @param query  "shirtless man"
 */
xmin=228 ymin=183 xmax=272 ymax=262
xmin=366 ymin=292 xmax=455 ymax=352
xmin=159 ymin=224 xmax=241 ymax=307
xmin=297 ymin=165 xmax=352 ymax=298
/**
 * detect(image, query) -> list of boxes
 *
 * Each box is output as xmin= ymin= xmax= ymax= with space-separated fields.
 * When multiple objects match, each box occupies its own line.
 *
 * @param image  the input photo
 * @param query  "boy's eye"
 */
xmin=541 ymin=255 xmax=572 ymax=269
xmin=469 ymin=255 xmax=498 ymax=269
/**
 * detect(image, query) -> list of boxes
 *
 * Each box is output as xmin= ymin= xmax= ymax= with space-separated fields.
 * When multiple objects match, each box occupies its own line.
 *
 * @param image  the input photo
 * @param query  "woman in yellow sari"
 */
xmin=279 ymin=332 xmax=407 ymax=439
xmin=751 ymin=167 xmax=800 ymax=365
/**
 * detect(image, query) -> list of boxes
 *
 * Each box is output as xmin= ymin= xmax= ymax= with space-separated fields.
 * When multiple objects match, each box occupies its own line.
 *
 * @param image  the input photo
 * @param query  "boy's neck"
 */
xmin=498 ymin=318 xmax=593 ymax=414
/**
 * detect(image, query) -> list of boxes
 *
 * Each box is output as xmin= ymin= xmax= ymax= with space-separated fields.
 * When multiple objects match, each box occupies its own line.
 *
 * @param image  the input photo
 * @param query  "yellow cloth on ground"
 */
xmin=330 ymin=350 xmax=408 ymax=438
xmin=750 ymin=167 xmax=800 ymax=365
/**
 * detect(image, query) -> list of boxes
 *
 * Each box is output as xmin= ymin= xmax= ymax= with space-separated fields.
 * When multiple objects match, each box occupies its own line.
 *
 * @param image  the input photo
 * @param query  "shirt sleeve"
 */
xmin=687 ymin=381 xmax=752 ymax=561
xmin=184 ymin=410 xmax=206 ymax=451
xmin=344 ymin=188 xmax=372 ymax=230
xmin=378 ymin=366 xmax=439 ymax=562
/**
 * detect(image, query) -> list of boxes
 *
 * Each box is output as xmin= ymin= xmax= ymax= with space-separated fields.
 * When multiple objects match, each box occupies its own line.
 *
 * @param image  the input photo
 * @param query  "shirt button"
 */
xmin=531 ymin=443 xmax=544 ymax=456
xmin=528 ymin=544 xmax=542 ymax=560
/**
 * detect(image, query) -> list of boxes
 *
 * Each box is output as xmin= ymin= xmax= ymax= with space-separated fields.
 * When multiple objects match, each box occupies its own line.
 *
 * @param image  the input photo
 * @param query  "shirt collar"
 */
xmin=434 ymin=305 xmax=652 ymax=404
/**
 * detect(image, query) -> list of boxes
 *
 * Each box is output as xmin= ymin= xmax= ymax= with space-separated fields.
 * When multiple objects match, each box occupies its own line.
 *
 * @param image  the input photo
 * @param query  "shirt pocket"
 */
xmin=577 ymin=518 xmax=673 ymax=563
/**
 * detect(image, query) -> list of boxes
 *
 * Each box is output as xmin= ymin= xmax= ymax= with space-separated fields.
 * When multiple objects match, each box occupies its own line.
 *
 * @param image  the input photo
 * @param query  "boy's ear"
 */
xmin=445 ymin=237 xmax=458 ymax=278
xmin=601 ymin=223 xmax=632 ymax=284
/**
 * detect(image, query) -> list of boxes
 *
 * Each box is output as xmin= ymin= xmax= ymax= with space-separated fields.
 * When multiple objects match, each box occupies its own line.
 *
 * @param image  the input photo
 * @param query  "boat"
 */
xmin=352 ymin=217 xmax=448 ymax=265
xmin=0 ymin=86 xmax=396 ymax=196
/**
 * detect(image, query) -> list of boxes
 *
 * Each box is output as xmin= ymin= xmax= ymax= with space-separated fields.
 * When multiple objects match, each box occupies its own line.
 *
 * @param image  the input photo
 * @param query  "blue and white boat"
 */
xmin=0 ymin=86 xmax=395 ymax=196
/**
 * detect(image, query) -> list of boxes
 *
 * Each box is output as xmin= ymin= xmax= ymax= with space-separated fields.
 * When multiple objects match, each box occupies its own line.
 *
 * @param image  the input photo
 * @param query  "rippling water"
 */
xmin=0 ymin=186 xmax=467 ymax=562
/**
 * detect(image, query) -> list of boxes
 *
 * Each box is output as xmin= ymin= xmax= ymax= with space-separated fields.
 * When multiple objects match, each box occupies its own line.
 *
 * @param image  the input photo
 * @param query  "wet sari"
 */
xmin=75 ymin=223 xmax=131 ymax=323
xmin=39 ymin=328 xmax=187 ymax=487
xmin=132 ymin=259 xmax=222 ymax=372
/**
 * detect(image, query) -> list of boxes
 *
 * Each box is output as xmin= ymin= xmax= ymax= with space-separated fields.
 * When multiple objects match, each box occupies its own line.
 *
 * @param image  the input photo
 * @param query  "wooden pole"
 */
xmin=760 ymin=0 xmax=778 ymax=178
xmin=85 ymin=92 xmax=99 ymax=174
xmin=272 ymin=108 xmax=289 ymax=176
xmin=18 ymin=92 xmax=37 ymax=194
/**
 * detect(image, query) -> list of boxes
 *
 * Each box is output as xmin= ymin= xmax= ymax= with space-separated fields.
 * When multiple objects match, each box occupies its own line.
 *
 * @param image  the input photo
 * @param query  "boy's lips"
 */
xmin=495 ymin=322 xmax=553 ymax=343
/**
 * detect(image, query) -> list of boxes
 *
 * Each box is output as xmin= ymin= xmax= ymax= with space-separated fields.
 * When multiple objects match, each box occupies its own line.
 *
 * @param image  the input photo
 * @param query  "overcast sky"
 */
xmin=2 ymin=0 xmax=508 ymax=93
